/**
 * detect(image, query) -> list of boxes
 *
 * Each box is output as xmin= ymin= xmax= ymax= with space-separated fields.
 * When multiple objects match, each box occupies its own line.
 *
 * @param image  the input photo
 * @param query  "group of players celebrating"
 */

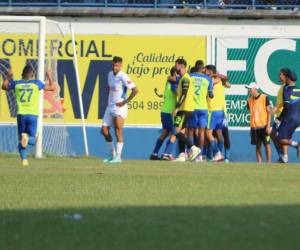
xmin=2 ymin=56 xmax=300 ymax=165
xmin=149 ymin=58 xmax=231 ymax=162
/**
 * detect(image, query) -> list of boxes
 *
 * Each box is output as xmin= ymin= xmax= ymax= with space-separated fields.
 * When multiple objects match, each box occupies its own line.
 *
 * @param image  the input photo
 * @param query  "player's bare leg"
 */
xmin=101 ymin=126 xmax=116 ymax=162
xmin=256 ymin=144 xmax=262 ymax=163
xmin=265 ymin=144 xmax=272 ymax=163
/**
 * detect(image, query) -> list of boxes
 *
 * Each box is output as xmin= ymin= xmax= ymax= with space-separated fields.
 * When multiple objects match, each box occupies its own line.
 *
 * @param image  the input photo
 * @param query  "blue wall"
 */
xmin=1 ymin=125 xmax=300 ymax=163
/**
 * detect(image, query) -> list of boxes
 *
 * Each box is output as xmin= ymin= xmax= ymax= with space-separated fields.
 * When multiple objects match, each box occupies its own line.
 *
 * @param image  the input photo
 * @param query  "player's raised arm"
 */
xmin=1 ymin=67 xmax=13 ymax=91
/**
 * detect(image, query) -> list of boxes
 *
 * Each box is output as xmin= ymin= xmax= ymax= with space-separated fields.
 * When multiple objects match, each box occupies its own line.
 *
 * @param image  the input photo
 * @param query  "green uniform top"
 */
xmin=176 ymin=73 xmax=195 ymax=112
xmin=190 ymin=72 xmax=213 ymax=110
xmin=9 ymin=79 xmax=45 ymax=115
xmin=161 ymin=81 xmax=177 ymax=114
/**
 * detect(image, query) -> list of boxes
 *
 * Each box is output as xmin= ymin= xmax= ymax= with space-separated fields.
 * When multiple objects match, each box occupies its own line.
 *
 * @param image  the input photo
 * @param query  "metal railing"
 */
xmin=0 ymin=0 xmax=299 ymax=9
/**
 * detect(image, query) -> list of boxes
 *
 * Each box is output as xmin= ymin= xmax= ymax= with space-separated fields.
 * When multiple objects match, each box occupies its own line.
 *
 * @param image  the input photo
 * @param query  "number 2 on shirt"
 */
xmin=195 ymin=85 xmax=201 ymax=96
xmin=20 ymin=89 xmax=33 ymax=103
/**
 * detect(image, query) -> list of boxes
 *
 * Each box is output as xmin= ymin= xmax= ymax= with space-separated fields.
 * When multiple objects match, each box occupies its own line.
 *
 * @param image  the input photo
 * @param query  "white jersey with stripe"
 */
xmin=107 ymin=70 xmax=135 ymax=108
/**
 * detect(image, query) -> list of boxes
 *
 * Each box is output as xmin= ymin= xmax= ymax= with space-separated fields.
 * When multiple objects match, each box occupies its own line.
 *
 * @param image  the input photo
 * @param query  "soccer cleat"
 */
xmin=21 ymin=159 xmax=29 ymax=167
xmin=224 ymin=159 xmax=230 ymax=163
xmin=297 ymin=143 xmax=300 ymax=158
xmin=20 ymin=133 xmax=29 ymax=148
xmin=188 ymin=146 xmax=201 ymax=161
xmin=195 ymin=155 xmax=203 ymax=162
xmin=162 ymin=154 xmax=175 ymax=161
xmin=212 ymin=152 xmax=224 ymax=162
xmin=174 ymin=153 xmax=186 ymax=162
xmin=108 ymin=156 xmax=122 ymax=164
xmin=149 ymin=154 xmax=160 ymax=160
xmin=281 ymin=155 xmax=289 ymax=164
xmin=103 ymin=155 xmax=115 ymax=163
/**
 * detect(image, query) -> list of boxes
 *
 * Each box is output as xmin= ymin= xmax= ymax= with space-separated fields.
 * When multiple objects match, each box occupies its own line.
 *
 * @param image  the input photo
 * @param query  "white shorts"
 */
xmin=102 ymin=105 xmax=128 ymax=127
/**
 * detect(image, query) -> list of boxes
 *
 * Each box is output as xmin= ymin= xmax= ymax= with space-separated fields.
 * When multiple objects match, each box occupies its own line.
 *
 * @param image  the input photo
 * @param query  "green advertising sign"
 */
xmin=216 ymin=37 xmax=300 ymax=127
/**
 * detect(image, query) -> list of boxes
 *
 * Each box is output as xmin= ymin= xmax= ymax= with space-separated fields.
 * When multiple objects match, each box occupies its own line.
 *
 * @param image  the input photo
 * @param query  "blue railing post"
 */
xmin=154 ymin=0 xmax=157 ymax=9
xmin=252 ymin=0 xmax=256 ymax=9
xmin=105 ymin=0 xmax=108 ymax=8
xmin=8 ymin=0 xmax=12 ymax=7
xmin=204 ymin=0 xmax=207 ymax=9
xmin=58 ymin=0 xmax=61 ymax=7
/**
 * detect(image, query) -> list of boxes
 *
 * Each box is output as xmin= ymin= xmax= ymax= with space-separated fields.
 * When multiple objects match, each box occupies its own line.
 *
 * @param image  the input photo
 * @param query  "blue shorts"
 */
xmin=161 ymin=112 xmax=173 ymax=131
xmin=17 ymin=115 xmax=38 ymax=138
xmin=187 ymin=109 xmax=208 ymax=129
xmin=277 ymin=118 xmax=300 ymax=140
xmin=208 ymin=110 xmax=225 ymax=130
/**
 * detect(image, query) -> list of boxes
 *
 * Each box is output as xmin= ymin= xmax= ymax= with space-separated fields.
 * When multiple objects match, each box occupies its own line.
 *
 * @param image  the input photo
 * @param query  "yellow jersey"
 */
xmin=208 ymin=80 xmax=226 ymax=111
xmin=177 ymin=73 xmax=195 ymax=112
xmin=275 ymin=85 xmax=284 ymax=117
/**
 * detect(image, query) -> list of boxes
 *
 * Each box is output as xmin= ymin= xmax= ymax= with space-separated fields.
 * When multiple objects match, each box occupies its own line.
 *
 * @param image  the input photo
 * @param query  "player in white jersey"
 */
xmin=101 ymin=56 xmax=138 ymax=163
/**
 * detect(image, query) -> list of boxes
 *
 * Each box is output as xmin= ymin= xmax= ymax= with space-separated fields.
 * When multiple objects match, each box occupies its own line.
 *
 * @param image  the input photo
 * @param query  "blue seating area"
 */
xmin=0 ymin=0 xmax=298 ymax=9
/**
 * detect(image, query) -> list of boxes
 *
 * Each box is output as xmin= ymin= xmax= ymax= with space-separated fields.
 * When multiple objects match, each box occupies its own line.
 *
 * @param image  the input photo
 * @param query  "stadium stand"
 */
xmin=0 ymin=0 xmax=299 ymax=9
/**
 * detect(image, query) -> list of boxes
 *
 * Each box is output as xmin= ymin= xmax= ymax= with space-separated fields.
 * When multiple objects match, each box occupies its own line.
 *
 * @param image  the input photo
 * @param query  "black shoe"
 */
xmin=276 ymin=157 xmax=288 ymax=164
xmin=149 ymin=154 xmax=159 ymax=160
xmin=276 ymin=158 xmax=284 ymax=163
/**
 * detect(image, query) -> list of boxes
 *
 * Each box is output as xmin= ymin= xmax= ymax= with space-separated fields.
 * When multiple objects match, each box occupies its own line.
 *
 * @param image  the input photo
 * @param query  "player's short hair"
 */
xmin=175 ymin=58 xmax=187 ymax=67
xmin=195 ymin=60 xmax=204 ymax=68
xmin=22 ymin=65 xmax=34 ymax=79
xmin=190 ymin=66 xmax=197 ymax=73
xmin=205 ymin=64 xmax=217 ymax=74
xmin=291 ymin=71 xmax=298 ymax=82
xmin=280 ymin=68 xmax=293 ymax=80
xmin=112 ymin=56 xmax=123 ymax=64
xmin=170 ymin=66 xmax=177 ymax=76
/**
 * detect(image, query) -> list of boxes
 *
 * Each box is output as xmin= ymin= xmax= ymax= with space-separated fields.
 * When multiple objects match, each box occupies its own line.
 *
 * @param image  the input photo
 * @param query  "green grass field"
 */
xmin=0 ymin=155 xmax=300 ymax=250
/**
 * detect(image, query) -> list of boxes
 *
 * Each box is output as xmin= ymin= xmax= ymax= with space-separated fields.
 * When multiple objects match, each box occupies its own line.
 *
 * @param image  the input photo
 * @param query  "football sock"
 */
xmin=165 ymin=141 xmax=176 ymax=155
xmin=153 ymin=138 xmax=164 ymax=154
xmin=217 ymin=140 xmax=224 ymax=154
xmin=28 ymin=137 xmax=36 ymax=146
xmin=116 ymin=142 xmax=123 ymax=158
xmin=225 ymin=148 xmax=230 ymax=160
xmin=188 ymin=136 xmax=194 ymax=146
xmin=107 ymin=142 xmax=116 ymax=157
xmin=206 ymin=144 xmax=213 ymax=160
xmin=209 ymin=140 xmax=219 ymax=155
xmin=18 ymin=143 xmax=26 ymax=160
xmin=282 ymin=154 xmax=288 ymax=163
xmin=178 ymin=140 xmax=186 ymax=154
xmin=177 ymin=132 xmax=193 ymax=150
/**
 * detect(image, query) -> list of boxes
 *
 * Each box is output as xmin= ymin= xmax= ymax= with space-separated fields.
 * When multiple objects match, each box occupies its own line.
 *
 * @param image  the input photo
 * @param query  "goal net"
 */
xmin=0 ymin=16 xmax=82 ymax=157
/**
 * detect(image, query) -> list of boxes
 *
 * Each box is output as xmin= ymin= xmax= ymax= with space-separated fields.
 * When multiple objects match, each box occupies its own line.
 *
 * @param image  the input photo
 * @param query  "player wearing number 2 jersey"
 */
xmin=187 ymin=63 xmax=213 ymax=161
xmin=1 ymin=65 xmax=55 ymax=166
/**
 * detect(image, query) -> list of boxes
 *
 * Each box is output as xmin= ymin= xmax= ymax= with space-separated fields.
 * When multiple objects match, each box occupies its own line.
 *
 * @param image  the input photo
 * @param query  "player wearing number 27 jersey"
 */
xmin=1 ymin=65 xmax=55 ymax=166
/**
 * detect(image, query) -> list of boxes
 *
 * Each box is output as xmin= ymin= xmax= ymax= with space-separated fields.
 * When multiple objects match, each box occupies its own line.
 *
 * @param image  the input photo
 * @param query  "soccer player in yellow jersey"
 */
xmin=185 ymin=62 xmax=213 ymax=162
xmin=150 ymin=67 xmax=178 ymax=160
xmin=2 ymin=65 xmax=55 ymax=166
xmin=163 ymin=58 xmax=200 ymax=161
xmin=205 ymin=65 xmax=227 ymax=162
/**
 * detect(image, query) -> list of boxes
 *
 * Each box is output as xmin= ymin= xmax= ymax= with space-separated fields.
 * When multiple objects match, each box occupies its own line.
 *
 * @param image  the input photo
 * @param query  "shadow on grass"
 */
xmin=1 ymin=205 xmax=300 ymax=250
